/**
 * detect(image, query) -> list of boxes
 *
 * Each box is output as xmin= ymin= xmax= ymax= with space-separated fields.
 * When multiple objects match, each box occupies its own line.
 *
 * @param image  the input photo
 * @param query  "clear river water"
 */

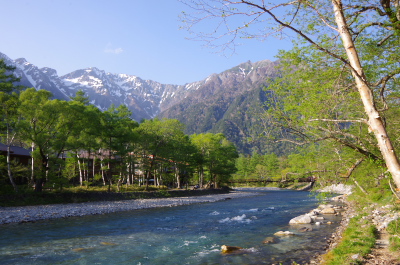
xmin=0 ymin=189 xmax=342 ymax=265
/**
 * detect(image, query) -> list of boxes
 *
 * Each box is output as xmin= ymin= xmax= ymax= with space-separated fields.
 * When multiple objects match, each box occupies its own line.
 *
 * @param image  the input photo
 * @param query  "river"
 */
xmin=0 ymin=189 xmax=341 ymax=264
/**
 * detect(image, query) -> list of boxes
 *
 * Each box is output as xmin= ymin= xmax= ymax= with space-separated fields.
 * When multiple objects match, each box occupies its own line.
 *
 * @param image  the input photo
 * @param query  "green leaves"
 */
xmin=191 ymin=133 xmax=238 ymax=186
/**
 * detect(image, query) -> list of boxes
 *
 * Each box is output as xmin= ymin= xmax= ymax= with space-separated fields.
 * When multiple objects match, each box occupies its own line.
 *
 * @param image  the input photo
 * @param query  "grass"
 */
xmin=387 ymin=219 xmax=400 ymax=252
xmin=321 ymin=214 xmax=377 ymax=265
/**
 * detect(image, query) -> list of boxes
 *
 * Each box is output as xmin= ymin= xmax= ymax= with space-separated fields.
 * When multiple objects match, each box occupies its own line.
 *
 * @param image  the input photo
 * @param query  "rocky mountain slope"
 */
xmin=0 ymin=52 xmax=282 ymax=154
xmin=157 ymin=60 xmax=282 ymax=153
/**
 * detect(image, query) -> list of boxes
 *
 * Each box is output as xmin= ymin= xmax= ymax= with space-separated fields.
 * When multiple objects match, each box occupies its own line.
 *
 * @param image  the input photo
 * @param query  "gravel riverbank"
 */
xmin=0 ymin=191 xmax=258 ymax=225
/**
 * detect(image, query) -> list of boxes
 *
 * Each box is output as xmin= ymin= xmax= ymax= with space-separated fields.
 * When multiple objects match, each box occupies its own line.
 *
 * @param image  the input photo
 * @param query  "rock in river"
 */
xmin=274 ymin=231 xmax=295 ymax=236
xmin=289 ymin=214 xmax=313 ymax=224
xmin=221 ymin=245 xmax=243 ymax=253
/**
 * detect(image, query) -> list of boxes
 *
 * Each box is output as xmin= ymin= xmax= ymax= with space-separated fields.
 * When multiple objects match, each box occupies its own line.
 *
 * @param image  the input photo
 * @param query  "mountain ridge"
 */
xmin=0 ymin=52 xmax=280 ymax=154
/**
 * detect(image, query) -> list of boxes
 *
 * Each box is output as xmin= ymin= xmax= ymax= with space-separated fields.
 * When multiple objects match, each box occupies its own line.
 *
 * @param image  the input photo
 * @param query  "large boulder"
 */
xmin=289 ymin=214 xmax=313 ymax=224
xmin=320 ymin=206 xmax=336 ymax=214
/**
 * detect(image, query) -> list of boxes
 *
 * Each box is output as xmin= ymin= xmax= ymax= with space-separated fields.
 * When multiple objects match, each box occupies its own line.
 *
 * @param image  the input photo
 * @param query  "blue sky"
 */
xmin=1 ymin=0 xmax=292 ymax=85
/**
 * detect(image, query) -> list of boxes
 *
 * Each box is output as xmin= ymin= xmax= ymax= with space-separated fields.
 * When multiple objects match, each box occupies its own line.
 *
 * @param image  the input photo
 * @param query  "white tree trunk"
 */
xmin=77 ymin=153 xmax=83 ymax=186
xmin=31 ymin=142 xmax=35 ymax=186
xmin=332 ymin=0 xmax=400 ymax=189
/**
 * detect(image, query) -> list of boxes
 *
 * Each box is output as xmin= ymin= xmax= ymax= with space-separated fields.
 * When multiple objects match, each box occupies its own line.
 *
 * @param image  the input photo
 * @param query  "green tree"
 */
xmin=211 ymin=136 xmax=238 ymax=187
xmin=191 ymin=133 xmax=238 ymax=188
xmin=235 ymin=154 xmax=250 ymax=180
xmin=64 ymin=98 xmax=102 ymax=186
xmin=262 ymin=45 xmax=383 ymax=175
xmin=248 ymin=151 xmax=261 ymax=173
xmin=261 ymin=153 xmax=280 ymax=177
xmin=18 ymin=88 xmax=87 ymax=191
xmin=136 ymin=118 xmax=191 ymax=189
xmin=190 ymin=133 xmax=215 ymax=187
xmin=167 ymin=129 xmax=197 ymax=188
xmin=71 ymin=89 xmax=89 ymax=105
xmin=98 ymin=104 xmax=138 ymax=191
xmin=254 ymin=164 xmax=269 ymax=180
xmin=0 ymin=59 xmax=21 ymax=93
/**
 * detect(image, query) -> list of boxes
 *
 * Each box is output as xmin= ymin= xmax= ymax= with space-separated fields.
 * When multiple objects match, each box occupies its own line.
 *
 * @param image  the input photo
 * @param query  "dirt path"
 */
xmin=364 ymin=230 xmax=399 ymax=265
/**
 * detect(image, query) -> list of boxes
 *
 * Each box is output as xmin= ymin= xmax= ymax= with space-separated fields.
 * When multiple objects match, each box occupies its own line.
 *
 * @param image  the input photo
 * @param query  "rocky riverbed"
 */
xmin=0 ymin=191 xmax=258 ymax=225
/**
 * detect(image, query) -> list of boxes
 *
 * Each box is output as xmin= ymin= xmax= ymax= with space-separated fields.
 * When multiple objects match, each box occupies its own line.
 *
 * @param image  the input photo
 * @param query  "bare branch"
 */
xmin=344 ymin=4 xmax=386 ymax=16
xmin=309 ymin=118 xmax=368 ymax=124
xmin=377 ymin=33 xmax=394 ymax=46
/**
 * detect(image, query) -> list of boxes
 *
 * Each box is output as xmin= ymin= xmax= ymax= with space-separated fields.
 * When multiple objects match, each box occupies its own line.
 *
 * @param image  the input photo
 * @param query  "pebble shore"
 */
xmin=0 ymin=191 xmax=258 ymax=225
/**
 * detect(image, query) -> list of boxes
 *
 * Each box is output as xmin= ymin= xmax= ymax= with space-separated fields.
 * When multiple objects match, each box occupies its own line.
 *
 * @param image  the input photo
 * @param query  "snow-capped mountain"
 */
xmin=0 ymin=52 xmax=205 ymax=121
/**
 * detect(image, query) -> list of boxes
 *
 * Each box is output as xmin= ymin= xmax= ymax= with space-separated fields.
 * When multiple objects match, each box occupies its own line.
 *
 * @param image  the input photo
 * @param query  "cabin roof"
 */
xmin=0 ymin=143 xmax=31 ymax=157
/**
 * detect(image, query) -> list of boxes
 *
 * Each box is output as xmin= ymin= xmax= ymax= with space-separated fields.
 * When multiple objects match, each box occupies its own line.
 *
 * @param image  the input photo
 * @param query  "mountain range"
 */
xmin=0 ymin=52 xmax=285 ymax=154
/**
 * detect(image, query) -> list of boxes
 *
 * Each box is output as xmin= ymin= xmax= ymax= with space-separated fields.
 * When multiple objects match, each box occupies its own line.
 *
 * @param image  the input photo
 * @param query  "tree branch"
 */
xmin=377 ymin=33 xmax=394 ymax=46
xmin=309 ymin=118 xmax=368 ymax=124
xmin=331 ymin=136 xmax=381 ymax=161
xmin=344 ymin=4 xmax=386 ymax=16
xmin=275 ymin=136 xmax=331 ymax=146
xmin=340 ymin=158 xmax=364 ymax=178
xmin=372 ymin=68 xmax=400 ymax=111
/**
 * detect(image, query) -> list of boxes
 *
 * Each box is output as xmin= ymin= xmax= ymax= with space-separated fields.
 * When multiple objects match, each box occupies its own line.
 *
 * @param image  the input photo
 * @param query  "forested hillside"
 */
xmin=158 ymin=60 xmax=288 ymax=154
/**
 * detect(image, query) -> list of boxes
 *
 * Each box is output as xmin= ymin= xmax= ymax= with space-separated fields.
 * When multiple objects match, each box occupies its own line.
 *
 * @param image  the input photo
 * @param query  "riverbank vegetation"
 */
xmin=318 ymin=176 xmax=400 ymax=264
xmin=323 ymin=214 xmax=377 ymax=265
